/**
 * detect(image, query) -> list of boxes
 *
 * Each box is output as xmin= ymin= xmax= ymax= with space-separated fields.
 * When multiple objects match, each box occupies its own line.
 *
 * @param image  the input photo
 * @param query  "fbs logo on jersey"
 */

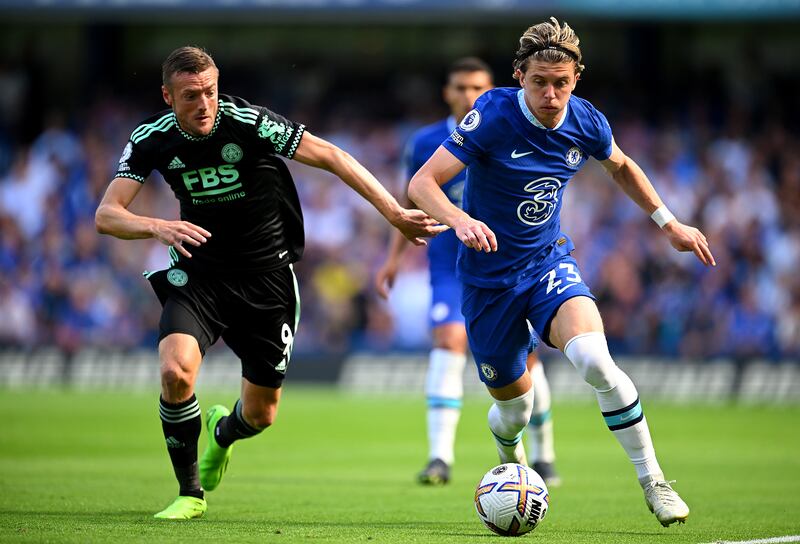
xmin=167 ymin=269 xmax=188 ymax=287
xmin=168 ymin=156 xmax=186 ymax=170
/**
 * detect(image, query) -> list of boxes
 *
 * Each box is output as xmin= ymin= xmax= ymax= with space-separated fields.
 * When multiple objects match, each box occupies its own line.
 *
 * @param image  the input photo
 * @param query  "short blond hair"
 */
xmin=513 ymin=17 xmax=585 ymax=78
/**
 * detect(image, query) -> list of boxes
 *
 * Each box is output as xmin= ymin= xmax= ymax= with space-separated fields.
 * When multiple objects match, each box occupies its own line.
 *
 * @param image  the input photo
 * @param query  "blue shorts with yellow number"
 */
xmin=462 ymin=253 xmax=595 ymax=388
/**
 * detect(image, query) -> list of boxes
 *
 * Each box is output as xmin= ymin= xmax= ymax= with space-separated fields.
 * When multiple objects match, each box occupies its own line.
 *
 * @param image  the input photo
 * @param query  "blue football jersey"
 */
xmin=442 ymin=88 xmax=613 ymax=288
xmin=403 ymin=117 xmax=465 ymax=275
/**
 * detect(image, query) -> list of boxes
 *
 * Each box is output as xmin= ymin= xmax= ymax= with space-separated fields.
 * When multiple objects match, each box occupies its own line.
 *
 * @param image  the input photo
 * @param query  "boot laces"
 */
xmin=648 ymin=480 xmax=679 ymax=506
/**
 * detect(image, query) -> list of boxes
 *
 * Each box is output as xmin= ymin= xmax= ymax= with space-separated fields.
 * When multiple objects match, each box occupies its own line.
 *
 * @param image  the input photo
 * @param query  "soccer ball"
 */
xmin=474 ymin=463 xmax=550 ymax=536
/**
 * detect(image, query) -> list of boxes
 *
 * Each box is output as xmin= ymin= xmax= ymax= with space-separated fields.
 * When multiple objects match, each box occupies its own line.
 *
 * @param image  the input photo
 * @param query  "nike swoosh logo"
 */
xmin=278 ymin=250 xmax=288 ymax=259
xmin=619 ymin=411 xmax=639 ymax=422
xmin=511 ymin=149 xmax=534 ymax=159
xmin=556 ymin=283 xmax=576 ymax=295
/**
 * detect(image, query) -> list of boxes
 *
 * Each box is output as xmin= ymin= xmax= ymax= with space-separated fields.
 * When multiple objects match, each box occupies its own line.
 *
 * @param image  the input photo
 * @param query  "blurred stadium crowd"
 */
xmin=0 ymin=63 xmax=798 ymax=362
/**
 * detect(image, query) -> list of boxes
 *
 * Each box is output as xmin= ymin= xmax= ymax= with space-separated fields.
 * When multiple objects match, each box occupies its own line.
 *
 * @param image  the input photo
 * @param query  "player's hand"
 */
xmin=152 ymin=219 xmax=212 ymax=258
xmin=393 ymin=208 xmax=449 ymax=247
xmin=375 ymin=260 xmax=398 ymax=300
xmin=454 ymin=215 xmax=497 ymax=253
xmin=663 ymin=221 xmax=715 ymax=267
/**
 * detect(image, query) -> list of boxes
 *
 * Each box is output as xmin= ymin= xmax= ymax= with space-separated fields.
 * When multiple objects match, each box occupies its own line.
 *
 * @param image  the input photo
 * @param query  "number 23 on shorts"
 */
xmin=539 ymin=262 xmax=583 ymax=295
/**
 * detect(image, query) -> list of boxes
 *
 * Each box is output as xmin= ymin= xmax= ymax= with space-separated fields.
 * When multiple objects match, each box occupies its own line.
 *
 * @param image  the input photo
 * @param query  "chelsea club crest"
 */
xmin=565 ymin=146 xmax=583 ymax=169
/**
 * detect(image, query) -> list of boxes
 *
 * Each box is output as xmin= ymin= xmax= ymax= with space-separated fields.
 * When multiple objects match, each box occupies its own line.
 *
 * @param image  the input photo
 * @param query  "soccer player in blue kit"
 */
xmin=376 ymin=58 xmax=560 ymax=486
xmin=408 ymin=18 xmax=715 ymax=527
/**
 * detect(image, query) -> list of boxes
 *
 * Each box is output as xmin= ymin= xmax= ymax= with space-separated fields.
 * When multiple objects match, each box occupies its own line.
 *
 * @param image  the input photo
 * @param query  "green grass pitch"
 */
xmin=0 ymin=387 xmax=798 ymax=543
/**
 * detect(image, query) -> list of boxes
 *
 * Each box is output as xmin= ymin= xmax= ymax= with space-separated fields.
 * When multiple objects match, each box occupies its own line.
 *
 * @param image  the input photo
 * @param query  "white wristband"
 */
xmin=650 ymin=206 xmax=676 ymax=228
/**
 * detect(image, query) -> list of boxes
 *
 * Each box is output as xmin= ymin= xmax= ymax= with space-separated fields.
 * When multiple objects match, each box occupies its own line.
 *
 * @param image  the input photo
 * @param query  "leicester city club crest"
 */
xmin=221 ymin=143 xmax=243 ymax=163
xmin=167 ymin=269 xmax=188 ymax=287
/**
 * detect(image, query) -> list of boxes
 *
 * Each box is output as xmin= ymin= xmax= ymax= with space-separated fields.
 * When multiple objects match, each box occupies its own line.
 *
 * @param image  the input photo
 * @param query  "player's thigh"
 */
xmin=159 ymin=333 xmax=203 ymax=372
xmin=222 ymin=267 xmax=299 ymax=389
xmin=525 ymin=256 xmax=597 ymax=348
xmin=156 ymin=298 xmax=213 ymax=386
xmin=548 ymin=296 xmax=604 ymax=352
xmin=149 ymin=271 xmax=220 ymax=356
xmin=486 ymin=368 xmax=532 ymax=401
xmin=463 ymin=284 xmax=532 ymax=389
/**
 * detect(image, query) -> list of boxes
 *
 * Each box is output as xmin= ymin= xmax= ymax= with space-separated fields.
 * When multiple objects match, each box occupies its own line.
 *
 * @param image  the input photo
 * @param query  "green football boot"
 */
xmin=153 ymin=496 xmax=207 ymax=520
xmin=199 ymin=404 xmax=233 ymax=491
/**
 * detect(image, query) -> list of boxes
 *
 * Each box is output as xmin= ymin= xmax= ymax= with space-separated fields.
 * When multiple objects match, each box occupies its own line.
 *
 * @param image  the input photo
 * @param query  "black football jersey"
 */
xmin=114 ymin=94 xmax=306 ymax=275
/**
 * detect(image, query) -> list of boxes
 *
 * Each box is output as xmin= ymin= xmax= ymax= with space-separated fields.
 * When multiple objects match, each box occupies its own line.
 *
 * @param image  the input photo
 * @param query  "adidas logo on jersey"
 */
xmin=168 ymin=156 xmax=186 ymax=170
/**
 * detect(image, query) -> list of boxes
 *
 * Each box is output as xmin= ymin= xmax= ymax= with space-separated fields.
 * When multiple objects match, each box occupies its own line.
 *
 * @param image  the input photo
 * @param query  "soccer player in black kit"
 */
xmin=95 ymin=46 xmax=445 ymax=519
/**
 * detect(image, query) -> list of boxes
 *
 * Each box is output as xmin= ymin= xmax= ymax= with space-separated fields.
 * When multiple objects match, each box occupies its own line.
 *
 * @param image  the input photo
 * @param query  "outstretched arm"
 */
xmin=408 ymin=146 xmax=496 ymax=253
xmin=95 ymin=177 xmax=211 ymax=258
xmin=293 ymin=131 xmax=447 ymax=246
xmin=600 ymin=140 xmax=715 ymax=267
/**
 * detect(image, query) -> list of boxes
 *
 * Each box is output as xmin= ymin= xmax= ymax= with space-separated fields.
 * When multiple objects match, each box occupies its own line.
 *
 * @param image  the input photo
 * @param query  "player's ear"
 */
xmin=515 ymin=69 xmax=525 ymax=87
xmin=162 ymin=85 xmax=172 ymax=106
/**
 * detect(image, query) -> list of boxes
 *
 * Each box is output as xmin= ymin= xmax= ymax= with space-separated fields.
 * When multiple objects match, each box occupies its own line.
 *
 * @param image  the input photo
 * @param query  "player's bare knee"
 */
xmin=160 ymin=362 xmax=193 ymax=391
xmin=243 ymin=404 xmax=277 ymax=430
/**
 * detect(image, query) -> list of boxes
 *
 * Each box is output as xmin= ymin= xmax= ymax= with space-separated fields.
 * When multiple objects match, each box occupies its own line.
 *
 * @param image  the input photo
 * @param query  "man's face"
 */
xmin=443 ymin=70 xmax=494 ymax=122
xmin=516 ymin=60 xmax=578 ymax=128
xmin=162 ymin=67 xmax=220 ymax=137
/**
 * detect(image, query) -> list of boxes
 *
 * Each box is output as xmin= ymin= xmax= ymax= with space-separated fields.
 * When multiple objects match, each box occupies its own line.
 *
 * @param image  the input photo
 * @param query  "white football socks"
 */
xmin=425 ymin=348 xmax=466 ymax=465
xmin=527 ymin=361 xmax=556 ymax=464
xmin=564 ymin=332 xmax=663 ymax=481
xmin=488 ymin=388 xmax=534 ymax=465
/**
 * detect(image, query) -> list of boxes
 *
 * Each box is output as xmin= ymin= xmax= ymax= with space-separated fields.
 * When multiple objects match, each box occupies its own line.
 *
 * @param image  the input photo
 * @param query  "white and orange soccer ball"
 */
xmin=474 ymin=463 xmax=550 ymax=536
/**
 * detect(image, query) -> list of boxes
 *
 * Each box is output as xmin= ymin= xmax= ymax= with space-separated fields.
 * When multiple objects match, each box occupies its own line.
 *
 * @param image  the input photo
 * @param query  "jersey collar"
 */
xmin=173 ymin=104 xmax=222 ymax=142
xmin=517 ymin=89 xmax=569 ymax=131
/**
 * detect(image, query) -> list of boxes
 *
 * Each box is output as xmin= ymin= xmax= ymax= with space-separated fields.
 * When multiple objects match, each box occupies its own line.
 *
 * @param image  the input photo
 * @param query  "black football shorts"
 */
xmin=146 ymin=264 xmax=300 ymax=388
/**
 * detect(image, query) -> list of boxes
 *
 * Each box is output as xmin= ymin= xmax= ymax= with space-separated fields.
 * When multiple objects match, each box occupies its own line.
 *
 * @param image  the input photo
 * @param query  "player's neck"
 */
xmin=532 ymin=109 xmax=564 ymax=129
xmin=523 ymin=94 xmax=564 ymax=129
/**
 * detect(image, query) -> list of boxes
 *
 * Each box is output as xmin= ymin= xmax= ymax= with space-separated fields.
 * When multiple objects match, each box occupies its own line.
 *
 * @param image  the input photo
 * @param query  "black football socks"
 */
xmin=159 ymin=395 xmax=203 ymax=499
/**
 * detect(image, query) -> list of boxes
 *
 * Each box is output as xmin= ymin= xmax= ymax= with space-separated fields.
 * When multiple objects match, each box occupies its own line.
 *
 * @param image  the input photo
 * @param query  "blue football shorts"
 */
xmin=428 ymin=229 xmax=464 ymax=328
xmin=429 ymin=272 xmax=464 ymax=328
xmin=462 ymin=254 xmax=595 ymax=388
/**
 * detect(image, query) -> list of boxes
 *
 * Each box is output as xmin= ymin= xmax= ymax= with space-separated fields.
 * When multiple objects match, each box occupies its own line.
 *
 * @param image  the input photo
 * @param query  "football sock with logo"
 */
xmin=425 ymin=349 xmax=466 ymax=465
xmin=159 ymin=395 xmax=203 ymax=498
xmin=214 ymin=399 xmax=263 ymax=449
xmin=488 ymin=388 xmax=534 ymax=465
xmin=564 ymin=332 xmax=663 ymax=481
xmin=527 ymin=362 xmax=556 ymax=464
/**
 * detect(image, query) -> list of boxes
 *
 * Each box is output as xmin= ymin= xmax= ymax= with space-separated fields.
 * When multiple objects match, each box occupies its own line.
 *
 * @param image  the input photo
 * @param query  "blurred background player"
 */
xmin=95 ymin=46 xmax=444 ymax=520
xmin=409 ymin=18 xmax=715 ymax=527
xmin=375 ymin=58 xmax=559 ymax=486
